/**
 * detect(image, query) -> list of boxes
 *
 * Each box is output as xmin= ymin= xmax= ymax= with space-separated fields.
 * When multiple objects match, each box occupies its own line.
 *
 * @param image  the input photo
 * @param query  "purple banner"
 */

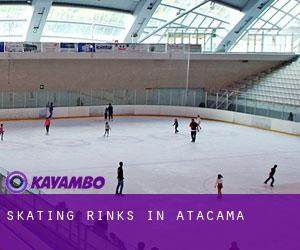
xmin=0 ymin=194 xmax=299 ymax=250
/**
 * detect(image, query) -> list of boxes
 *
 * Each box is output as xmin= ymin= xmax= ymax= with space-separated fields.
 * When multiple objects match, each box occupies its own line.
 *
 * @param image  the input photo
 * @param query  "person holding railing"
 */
xmin=288 ymin=112 xmax=294 ymax=121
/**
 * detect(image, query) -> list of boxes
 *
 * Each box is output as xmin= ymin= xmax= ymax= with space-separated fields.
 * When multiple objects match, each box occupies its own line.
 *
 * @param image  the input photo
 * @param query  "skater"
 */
xmin=104 ymin=122 xmax=111 ymax=137
xmin=0 ymin=124 xmax=4 ymax=141
xmin=173 ymin=118 xmax=179 ymax=133
xmin=115 ymin=162 xmax=124 ymax=195
xmin=264 ymin=164 xmax=277 ymax=187
xmin=44 ymin=117 xmax=51 ymax=135
xmin=107 ymin=103 xmax=113 ymax=121
xmin=189 ymin=119 xmax=199 ymax=142
xmin=196 ymin=115 xmax=202 ymax=130
xmin=48 ymin=102 xmax=54 ymax=118
xmin=104 ymin=107 xmax=109 ymax=120
xmin=215 ymin=174 xmax=223 ymax=195
xmin=288 ymin=112 xmax=294 ymax=121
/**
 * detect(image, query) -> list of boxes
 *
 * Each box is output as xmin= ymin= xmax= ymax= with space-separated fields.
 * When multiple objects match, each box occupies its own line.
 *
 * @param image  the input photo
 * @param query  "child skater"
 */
xmin=173 ymin=118 xmax=179 ymax=133
xmin=104 ymin=122 xmax=111 ymax=137
xmin=215 ymin=174 xmax=223 ymax=197
xmin=0 ymin=124 xmax=4 ymax=141
xmin=104 ymin=107 xmax=108 ymax=120
xmin=44 ymin=117 xmax=51 ymax=135
xmin=196 ymin=115 xmax=202 ymax=130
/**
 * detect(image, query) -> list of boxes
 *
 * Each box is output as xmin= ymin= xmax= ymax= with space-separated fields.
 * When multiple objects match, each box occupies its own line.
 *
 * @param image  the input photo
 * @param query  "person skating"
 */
xmin=44 ymin=117 xmax=51 ymax=135
xmin=196 ymin=115 xmax=202 ymax=130
xmin=107 ymin=103 xmax=113 ymax=121
xmin=264 ymin=165 xmax=277 ymax=187
xmin=215 ymin=174 xmax=223 ymax=195
xmin=173 ymin=118 xmax=179 ymax=133
xmin=189 ymin=119 xmax=199 ymax=142
xmin=104 ymin=122 xmax=111 ymax=137
xmin=115 ymin=162 xmax=124 ymax=195
xmin=0 ymin=124 xmax=5 ymax=141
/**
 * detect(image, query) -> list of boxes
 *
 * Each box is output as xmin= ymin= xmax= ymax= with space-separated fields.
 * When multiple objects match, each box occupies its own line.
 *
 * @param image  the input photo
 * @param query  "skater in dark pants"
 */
xmin=0 ymin=124 xmax=4 ymax=141
xmin=189 ymin=119 xmax=199 ymax=142
xmin=48 ymin=102 xmax=54 ymax=118
xmin=44 ymin=117 xmax=51 ymax=135
xmin=264 ymin=164 xmax=277 ymax=187
xmin=104 ymin=107 xmax=108 ymax=120
xmin=173 ymin=118 xmax=179 ymax=133
xmin=115 ymin=162 xmax=124 ymax=195
xmin=108 ymin=103 xmax=113 ymax=121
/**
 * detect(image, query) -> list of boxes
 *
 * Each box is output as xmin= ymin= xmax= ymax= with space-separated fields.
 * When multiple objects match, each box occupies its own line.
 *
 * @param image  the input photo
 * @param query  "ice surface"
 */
xmin=0 ymin=116 xmax=299 ymax=194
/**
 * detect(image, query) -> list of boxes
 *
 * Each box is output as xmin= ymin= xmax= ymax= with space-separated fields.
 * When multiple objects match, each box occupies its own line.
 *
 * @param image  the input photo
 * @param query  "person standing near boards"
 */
xmin=48 ymin=102 xmax=54 ymax=118
xmin=115 ymin=162 xmax=124 ymax=195
xmin=44 ymin=117 xmax=51 ymax=135
xmin=189 ymin=119 xmax=199 ymax=142
xmin=264 ymin=165 xmax=277 ymax=187
xmin=0 ymin=124 xmax=5 ymax=141
xmin=104 ymin=107 xmax=108 ymax=120
xmin=108 ymin=103 xmax=113 ymax=121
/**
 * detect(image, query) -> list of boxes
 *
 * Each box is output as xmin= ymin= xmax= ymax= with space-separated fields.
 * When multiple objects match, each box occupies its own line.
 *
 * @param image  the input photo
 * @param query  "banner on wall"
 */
xmin=60 ymin=43 xmax=78 ymax=52
xmin=116 ymin=43 xmax=130 ymax=52
xmin=0 ymin=42 xmax=4 ymax=52
xmin=185 ymin=44 xmax=202 ymax=53
xmin=42 ymin=43 xmax=60 ymax=53
xmin=5 ymin=42 xmax=23 ymax=52
xmin=23 ymin=42 xmax=41 ymax=53
xmin=78 ymin=43 xmax=96 ymax=52
xmin=95 ymin=43 xmax=114 ymax=52
xmin=148 ymin=44 xmax=167 ymax=53
xmin=167 ymin=44 xmax=185 ymax=53
xmin=129 ymin=43 xmax=149 ymax=52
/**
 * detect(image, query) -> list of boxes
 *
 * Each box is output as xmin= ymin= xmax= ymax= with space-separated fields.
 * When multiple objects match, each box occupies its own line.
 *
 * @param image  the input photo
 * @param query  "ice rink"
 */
xmin=0 ymin=116 xmax=299 ymax=194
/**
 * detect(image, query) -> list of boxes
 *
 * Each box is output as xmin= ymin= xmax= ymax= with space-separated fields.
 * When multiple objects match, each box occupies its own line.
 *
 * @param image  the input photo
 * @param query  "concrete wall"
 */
xmin=0 ymin=53 xmax=294 ymax=91
xmin=0 ymin=105 xmax=299 ymax=136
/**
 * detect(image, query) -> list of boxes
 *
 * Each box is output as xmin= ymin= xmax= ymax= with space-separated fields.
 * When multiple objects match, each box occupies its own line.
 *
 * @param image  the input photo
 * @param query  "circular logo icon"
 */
xmin=6 ymin=171 xmax=28 ymax=194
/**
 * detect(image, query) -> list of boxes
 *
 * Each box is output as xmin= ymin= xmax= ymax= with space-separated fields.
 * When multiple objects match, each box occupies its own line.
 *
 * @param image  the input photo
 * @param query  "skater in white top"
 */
xmin=104 ymin=122 xmax=111 ymax=137
xmin=196 ymin=115 xmax=202 ymax=130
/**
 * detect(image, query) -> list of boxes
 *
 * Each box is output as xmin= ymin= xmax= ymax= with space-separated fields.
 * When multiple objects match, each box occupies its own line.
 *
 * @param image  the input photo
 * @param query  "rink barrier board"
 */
xmin=0 ymin=105 xmax=299 ymax=136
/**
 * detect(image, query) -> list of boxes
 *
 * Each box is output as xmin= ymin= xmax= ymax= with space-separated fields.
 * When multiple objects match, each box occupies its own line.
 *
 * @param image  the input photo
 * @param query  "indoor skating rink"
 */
xmin=0 ymin=116 xmax=299 ymax=194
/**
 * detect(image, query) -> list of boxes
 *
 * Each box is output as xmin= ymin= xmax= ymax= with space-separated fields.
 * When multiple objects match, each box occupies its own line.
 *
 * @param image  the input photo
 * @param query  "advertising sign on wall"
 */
xmin=5 ymin=42 xmax=23 ymax=52
xmin=23 ymin=42 xmax=42 ymax=53
xmin=78 ymin=43 xmax=96 ymax=52
xmin=148 ymin=44 xmax=167 ymax=53
xmin=95 ymin=43 xmax=114 ymax=53
xmin=60 ymin=43 xmax=78 ymax=52
xmin=42 ymin=43 xmax=60 ymax=53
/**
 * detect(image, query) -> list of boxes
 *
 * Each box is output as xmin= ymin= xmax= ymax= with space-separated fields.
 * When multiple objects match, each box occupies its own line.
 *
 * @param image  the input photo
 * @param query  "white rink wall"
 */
xmin=0 ymin=105 xmax=299 ymax=136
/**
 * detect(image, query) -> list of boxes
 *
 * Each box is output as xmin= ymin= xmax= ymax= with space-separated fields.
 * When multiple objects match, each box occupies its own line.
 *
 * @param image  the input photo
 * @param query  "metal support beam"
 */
xmin=124 ymin=0 xmax=161 ymax=43
xmin=26 ymin=0 xmax=53 ymax=42
xmin=138 ymin=0 xmax=210 ymax=43
xmin=216 ymin=0 xmax=275 ymax=52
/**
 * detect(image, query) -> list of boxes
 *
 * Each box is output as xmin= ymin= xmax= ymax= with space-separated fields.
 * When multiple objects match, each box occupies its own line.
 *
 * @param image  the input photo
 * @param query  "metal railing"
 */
xmin=0 ymin=88 xmax=298 ymax=122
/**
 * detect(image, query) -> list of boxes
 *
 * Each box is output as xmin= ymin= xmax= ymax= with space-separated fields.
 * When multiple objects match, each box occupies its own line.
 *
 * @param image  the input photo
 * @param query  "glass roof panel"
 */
xmin=42 ymin=6 xmax=133 ymax=42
